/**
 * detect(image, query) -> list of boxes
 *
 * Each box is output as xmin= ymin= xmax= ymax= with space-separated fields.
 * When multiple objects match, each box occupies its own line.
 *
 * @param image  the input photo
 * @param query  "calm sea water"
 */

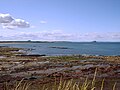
xmin=0 ymin=42 xmax=120 ymax=56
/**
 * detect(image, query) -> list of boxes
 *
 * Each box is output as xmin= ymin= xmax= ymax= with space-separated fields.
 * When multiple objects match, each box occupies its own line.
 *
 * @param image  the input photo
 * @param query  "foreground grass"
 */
xmin=5 ymin=78 xmax=116 ymax=90
xmin=4 ymin=69 xmax=117 ymax=90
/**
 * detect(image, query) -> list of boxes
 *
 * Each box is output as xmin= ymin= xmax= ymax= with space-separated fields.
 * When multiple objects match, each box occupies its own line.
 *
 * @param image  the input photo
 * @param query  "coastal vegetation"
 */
xmin=0 ymin=46 xmax=119 ymax=90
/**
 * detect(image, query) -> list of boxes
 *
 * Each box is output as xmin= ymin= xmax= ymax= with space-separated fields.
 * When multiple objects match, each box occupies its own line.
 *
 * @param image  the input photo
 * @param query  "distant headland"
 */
xmin=0 ymin=41 xmax=55 ymax=43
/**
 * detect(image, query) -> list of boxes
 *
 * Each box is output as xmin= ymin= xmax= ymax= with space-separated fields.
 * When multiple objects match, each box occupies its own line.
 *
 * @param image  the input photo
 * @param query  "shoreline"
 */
xmin=0 ymin=46 xmax=120 ymax=89
xmin=0 ymin=42 xmax=120 ymax=57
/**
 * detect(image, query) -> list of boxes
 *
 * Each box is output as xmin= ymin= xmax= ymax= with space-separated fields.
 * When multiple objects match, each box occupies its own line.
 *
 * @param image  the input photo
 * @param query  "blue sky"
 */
xmin=0 ymin=0 xmax=120 ymax=41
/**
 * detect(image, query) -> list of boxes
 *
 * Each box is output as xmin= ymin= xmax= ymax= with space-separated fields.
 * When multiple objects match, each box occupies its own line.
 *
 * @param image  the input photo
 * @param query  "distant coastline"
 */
xmin=0 ymin=41 xmax=55 ymax=43
xmin=0 ymin=41 xmax=120 ymax=43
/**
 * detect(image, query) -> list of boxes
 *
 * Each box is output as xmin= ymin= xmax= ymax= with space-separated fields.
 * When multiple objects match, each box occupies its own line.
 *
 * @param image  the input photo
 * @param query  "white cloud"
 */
xmin=40 ymin=20 xmax=47 ymax=24
xmin=0 ymin=28 xmax=120 ymax=41
xmin=2 ymin=25 xmax=15 ymax=29
xmin=0 ymin=13 xmax=14 ymax=23
xmin=0 ymin=30 xmax=77 ymax=41
xmin=77 ymin=32 xmax=120 ymax=41
xmin=2 ymin=19 xmax=30 ymax=29
xmin=0 ymin=13 xmax=30 ymax=29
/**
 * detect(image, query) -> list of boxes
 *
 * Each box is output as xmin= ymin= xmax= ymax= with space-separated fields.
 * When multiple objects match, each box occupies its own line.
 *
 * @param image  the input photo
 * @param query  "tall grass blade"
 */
xmin=112 ymin=82 xmax=117 ymax=90
xmin=91 ymin=68 xmax=97 ymax=90
xmin=100 ymin=79 xmax=104 ymax=90
xmin=15 ymin=79 xmax=24 ymax=90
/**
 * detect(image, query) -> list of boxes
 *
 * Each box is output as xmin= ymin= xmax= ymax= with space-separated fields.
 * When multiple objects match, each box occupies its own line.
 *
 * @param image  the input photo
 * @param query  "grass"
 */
xmin=5 ymin=77 xmax=117 ymax=90
xmin=4 ymin=68 xmax=117 ymax=90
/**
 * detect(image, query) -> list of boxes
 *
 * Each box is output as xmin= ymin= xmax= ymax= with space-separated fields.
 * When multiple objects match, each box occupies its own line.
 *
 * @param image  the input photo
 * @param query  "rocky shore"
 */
xmin=0 ymin=46 xmax=120 ymax=90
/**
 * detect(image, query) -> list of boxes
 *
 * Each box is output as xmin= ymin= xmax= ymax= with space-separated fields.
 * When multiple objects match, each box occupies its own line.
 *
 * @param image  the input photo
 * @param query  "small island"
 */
xmin=92 ymin=41 xmax=97 ymax=43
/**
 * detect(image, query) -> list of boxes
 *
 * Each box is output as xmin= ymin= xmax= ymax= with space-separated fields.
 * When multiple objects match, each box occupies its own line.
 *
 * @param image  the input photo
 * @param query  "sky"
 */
xmin=0 ymin=0 xmax=120 ymax=41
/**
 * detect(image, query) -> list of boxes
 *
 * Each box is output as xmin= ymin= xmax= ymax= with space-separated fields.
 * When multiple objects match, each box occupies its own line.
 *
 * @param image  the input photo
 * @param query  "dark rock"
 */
xmin=49 ymin=46 xmax=70 ymax=49
xmin=47 ymin=72 xmax=64 ymax=77
xmin=29 ymin=77 xmax=37 ymax=80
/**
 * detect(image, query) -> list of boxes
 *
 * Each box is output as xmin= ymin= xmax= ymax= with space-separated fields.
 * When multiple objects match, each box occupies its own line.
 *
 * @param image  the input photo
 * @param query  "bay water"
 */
xmin=0 ymin=42 xmax=120 ymax=56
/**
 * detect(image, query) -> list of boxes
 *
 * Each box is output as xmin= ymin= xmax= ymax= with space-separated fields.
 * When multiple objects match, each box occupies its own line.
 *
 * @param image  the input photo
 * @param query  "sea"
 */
xmin=0 ymin=42 xmax=120 ymax=56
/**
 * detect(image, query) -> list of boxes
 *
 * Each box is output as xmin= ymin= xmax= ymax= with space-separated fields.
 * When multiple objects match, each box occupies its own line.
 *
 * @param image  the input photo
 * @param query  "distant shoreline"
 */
xmin=0 ymin=41 xmax=120 ymax=43
xmin=0 ymin=41 xmax=55 ymax=43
